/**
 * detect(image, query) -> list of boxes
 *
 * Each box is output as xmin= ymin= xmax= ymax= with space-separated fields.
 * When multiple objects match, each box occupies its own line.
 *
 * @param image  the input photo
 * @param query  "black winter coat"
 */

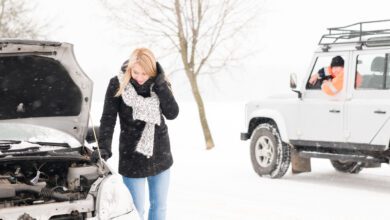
xmin=98 ymin=68 xmax=179 ymax=178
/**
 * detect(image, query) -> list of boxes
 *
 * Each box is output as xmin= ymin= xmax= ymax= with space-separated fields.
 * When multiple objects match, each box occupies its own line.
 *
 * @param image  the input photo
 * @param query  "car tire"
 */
xmin=250 ymin=123 xmax=291 ymax=178
xmin=330 ymin=160 xmax=363 ymax=174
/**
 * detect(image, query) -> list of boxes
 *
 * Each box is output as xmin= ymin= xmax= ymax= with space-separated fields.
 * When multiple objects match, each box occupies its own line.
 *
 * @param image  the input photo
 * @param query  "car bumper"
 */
xmin=86 ymin=210 xmax=139 ymax=220
xmin=0 ymin=197 xmax=95 ymax=220
xmin=109 ymin=211 xmax=139 ymax=220
xmin=0 ymin=198 xmax=139 ymax=220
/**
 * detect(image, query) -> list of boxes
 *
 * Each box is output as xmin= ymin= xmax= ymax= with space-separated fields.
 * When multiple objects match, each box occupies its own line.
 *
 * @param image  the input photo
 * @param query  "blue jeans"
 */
xmin=122 ymin=169 xmax=170 ymax=220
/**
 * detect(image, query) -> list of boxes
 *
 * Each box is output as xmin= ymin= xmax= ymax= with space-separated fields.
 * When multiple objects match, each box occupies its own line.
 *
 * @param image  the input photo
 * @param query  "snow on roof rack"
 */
xmin=319 ymin=19 xmax=390 ymax=48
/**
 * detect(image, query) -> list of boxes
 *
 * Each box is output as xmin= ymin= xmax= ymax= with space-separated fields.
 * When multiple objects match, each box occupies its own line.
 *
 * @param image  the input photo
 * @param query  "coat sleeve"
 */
xmin=153 ymin=81 xmax=179 ymax=120
xmin=98 ymin=77 xmax=120 ymax=157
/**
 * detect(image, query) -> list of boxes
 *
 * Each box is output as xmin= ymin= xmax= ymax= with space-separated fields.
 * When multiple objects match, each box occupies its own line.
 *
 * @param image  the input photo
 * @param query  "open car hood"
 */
xmin=0 ymin=40 xmax=93 ymax=145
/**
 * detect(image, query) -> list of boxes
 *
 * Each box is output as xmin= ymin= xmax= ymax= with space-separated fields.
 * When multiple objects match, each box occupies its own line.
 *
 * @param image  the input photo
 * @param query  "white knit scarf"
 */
xmin=117 ymin=73 xmax=161 ymax=158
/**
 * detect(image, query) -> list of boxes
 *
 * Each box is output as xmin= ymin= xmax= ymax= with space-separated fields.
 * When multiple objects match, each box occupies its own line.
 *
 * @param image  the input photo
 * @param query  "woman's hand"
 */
xmin=91 ymin=148 xmax=111 ymax=162
xmin=153 ymin=62 xmax=179 ymax=120
xmin=155 ymin=62 xmax=166 ymax=87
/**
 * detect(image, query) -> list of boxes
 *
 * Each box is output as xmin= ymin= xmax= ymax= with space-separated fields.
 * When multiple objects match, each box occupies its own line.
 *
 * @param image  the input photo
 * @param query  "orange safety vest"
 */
xmin=321 ymin=67 xmax=363 ymax=96
xmin=321 ymin=67 xmax=344 ymax=96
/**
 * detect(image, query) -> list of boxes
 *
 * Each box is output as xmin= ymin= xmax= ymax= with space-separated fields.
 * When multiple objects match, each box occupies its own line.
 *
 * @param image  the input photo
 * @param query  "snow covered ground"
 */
xmin=92 ymin=101 xmax=390 ymax=220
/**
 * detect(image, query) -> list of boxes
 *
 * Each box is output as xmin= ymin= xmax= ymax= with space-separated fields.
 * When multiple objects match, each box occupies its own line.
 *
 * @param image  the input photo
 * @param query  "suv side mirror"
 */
xmin=290 ymin=73 xmax=297 ymax=89
xmin=86 ymin=126 xmax=99 ymax=144
xmin=290 ymin=73 xmax=302 ymax=99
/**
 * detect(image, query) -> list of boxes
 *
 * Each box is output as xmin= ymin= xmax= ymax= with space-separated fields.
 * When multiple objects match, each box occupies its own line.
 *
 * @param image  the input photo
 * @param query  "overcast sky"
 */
xmin=31 ymin=0 xmax=390 ymax=102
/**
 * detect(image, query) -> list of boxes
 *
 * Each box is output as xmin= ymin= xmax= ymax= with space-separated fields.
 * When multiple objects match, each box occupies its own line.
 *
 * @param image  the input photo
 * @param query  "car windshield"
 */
xmin=0 ymin=123 xmax=80 ymax=148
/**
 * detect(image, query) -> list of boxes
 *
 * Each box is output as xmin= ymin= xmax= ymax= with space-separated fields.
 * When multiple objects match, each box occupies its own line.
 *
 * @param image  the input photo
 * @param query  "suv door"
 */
xmin=297 ymin=53 xmax=349 ymax=143
xmin=345 ymin=51 xmax=390 ymax=149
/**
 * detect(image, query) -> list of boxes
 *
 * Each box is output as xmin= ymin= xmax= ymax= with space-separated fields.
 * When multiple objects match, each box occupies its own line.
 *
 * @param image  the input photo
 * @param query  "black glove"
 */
xmin=155 ymin=62 xmax=166 ymax=86
xmin=121 ymin=59 xmax=129 ymax=73
xmin=91 ymin=148 xmax=111 ymax=162
xmin=154 ymin=62 xmax=173 ymax=93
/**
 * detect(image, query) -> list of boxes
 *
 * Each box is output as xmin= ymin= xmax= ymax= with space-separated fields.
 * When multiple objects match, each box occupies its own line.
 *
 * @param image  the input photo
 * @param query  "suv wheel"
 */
xmin=250 ymin=123 xmax=291 ymax=178
xmin=330 ymin=160 xmax=363 ymax=174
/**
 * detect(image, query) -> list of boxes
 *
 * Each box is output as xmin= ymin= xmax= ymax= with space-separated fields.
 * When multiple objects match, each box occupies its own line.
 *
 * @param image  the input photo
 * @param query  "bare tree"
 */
xmin=102 ymin=0 xmax=262 ymax=149
xmin=0 ymin=0 xmax=46 ymax=39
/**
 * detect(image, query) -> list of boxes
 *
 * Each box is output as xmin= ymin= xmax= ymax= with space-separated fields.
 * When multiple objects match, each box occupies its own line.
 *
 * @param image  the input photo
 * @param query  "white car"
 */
xmin=241 ymin=20 xmax=390 ymax=178
xmin=0 ymin=39 xmax=139 ymax=219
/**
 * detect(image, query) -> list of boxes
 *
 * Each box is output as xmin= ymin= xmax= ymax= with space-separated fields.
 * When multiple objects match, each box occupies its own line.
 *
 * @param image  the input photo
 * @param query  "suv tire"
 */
xmin=250 ymin=123 xmax=291 ymax=178
xmin=330 ymin=160 xmax=363 ymax=174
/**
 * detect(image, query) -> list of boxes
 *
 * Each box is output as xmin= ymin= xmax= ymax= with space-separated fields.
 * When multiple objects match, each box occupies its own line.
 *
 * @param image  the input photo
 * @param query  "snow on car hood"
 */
xmin=0 ymin=40 xmax=93 ymax=145
xmin=0 ymin=140 xmax=68 ymax=156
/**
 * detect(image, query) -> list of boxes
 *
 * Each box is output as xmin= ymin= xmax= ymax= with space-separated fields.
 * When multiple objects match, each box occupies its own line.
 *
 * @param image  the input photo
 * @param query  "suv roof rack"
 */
xmin=319 ymin=19 xmax=390 ymax=48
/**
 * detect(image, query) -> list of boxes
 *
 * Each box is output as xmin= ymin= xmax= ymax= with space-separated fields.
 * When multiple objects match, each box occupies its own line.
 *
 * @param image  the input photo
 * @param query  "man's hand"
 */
xmin=309 ymin=73 xmax=319 ymax=85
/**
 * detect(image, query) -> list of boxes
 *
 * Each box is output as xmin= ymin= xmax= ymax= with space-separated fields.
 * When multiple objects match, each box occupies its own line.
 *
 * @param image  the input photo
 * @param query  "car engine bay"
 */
xmin=0 ymin=151 xmax=101 ymax=209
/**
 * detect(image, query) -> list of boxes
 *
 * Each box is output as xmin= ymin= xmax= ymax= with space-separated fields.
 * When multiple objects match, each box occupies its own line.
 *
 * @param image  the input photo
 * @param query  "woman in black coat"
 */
xmin=97 ymin=48 xmax=179 ymax=220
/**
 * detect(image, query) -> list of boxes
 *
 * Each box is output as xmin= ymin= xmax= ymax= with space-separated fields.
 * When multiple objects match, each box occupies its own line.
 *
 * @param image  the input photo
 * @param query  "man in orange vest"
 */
xmin=309 ymin=56 xmax=362 ymax=96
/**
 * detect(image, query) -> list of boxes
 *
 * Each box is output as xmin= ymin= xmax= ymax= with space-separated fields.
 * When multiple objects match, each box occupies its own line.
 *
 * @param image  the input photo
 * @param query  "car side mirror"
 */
xmin=290 ymin=73 xmax=302 ymax=99
xmin=86 ymin=126 xmax=99 ymax=144
xmin=290 ymin=73 xmax=297 ymax=89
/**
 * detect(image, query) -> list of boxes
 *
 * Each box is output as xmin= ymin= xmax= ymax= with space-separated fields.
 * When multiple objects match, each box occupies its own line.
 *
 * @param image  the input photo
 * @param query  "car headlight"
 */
xmin=96 ymin=174 xmax=136 ymax=219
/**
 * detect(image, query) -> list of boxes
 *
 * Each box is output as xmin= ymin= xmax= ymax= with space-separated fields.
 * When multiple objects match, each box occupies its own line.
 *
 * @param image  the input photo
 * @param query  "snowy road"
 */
xmin=93 ymin=102 xmax=390 ymax=220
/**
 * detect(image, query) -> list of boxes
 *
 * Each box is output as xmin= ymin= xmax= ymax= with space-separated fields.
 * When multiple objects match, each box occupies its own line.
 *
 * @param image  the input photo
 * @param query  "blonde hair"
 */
xmin=115 ymin=48 xmax=157 ymax=97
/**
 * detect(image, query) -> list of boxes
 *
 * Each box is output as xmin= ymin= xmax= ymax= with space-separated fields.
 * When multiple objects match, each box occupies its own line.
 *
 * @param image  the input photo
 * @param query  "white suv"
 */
xmin=241 ymin=20 xmax=390 ymax=178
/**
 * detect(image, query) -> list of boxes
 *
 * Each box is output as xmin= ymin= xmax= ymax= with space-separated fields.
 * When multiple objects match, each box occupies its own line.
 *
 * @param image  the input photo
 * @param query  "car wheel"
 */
xmin=330 ymin=160 xmax=363 ymax=174
xmin=250 ymin=123 xmax=291 ymax=178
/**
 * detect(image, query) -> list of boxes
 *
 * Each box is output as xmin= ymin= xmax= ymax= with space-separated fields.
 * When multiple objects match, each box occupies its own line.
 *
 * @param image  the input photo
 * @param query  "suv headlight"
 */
xmin=96 ymin=174 xmax=136 ymax=219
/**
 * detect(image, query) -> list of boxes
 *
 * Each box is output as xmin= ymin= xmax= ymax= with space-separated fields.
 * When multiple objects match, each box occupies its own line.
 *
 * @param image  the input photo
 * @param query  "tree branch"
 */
xmin=174 ymin=0 xmax=189 ymax=71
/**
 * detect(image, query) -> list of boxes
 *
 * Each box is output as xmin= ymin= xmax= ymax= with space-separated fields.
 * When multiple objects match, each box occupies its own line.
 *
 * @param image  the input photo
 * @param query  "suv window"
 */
xmin=356 ymin=54 xmax=390 ymax=89
xmin=306 ymin=56 xmax=345 ymax=90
